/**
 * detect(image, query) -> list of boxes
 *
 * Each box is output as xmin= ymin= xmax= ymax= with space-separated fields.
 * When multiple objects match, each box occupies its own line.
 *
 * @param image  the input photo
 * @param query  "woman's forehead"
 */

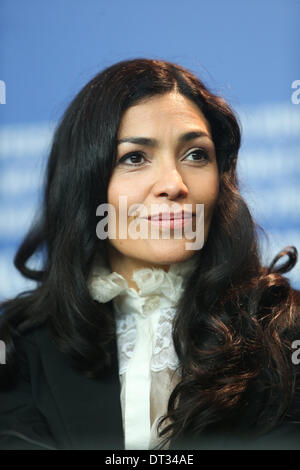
xmin=117 ymin=93 xmax=212 ymax=139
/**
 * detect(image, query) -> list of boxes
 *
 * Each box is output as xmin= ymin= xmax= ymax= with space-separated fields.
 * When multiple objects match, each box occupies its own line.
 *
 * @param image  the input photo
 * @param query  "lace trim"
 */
xmin=87 ymin=251 xmax=198 ymax=304
xmin=151 ymin=308 xmax=179 ymax=372
xmin=115 ymin=306 xmax=180 ymax=375
xmin=115 ymin=310 xmax=137 ymax=375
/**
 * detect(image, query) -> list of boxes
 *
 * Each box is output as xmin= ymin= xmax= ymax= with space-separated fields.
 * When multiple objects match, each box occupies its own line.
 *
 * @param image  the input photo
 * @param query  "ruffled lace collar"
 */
xmin=87 ymin=251 xmax=197 ymax=316
xmin=87 ymin=251 xmax=198 ymax=449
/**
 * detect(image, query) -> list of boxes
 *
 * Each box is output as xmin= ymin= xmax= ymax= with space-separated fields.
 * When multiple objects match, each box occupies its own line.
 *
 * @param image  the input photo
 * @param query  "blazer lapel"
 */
xmin=35 ymin=323 xmax=124 ymax=449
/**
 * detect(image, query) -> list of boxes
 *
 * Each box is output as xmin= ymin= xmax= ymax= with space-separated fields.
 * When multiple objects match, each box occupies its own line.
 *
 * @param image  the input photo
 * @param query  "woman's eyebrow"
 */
xmin=117 ymin=130 xmax=211 ymax=146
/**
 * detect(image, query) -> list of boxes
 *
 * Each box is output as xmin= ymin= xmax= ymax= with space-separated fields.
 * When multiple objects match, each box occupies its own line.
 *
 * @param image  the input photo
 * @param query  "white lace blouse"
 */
xmin=87 ymin=252 xmax=197 ymax=450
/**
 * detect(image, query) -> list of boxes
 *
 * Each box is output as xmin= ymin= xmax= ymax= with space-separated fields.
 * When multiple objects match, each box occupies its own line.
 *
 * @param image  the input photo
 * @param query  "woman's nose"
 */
xmin=152 ymin=163 xmax=188 ymax=200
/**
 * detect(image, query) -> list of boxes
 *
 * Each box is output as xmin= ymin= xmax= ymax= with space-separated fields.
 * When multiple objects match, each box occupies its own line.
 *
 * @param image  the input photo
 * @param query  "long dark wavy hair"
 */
xmin=0 ymin=58 xmax=299 ymax=448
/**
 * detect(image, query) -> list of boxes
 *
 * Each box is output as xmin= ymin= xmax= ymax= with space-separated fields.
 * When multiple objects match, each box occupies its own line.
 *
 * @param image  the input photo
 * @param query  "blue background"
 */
xmin=0 ymin=0 xmax=299 ymax=300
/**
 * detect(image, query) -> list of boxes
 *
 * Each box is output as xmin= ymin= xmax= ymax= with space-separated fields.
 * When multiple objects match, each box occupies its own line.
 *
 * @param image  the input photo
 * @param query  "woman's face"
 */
xmin=106 ymin=90 xmax=219 ymax=273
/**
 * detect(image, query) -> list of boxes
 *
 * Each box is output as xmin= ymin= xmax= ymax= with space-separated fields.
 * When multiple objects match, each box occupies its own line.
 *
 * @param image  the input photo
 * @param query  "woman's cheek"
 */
xmin=107 ymin=178 xmax=145 ymax=231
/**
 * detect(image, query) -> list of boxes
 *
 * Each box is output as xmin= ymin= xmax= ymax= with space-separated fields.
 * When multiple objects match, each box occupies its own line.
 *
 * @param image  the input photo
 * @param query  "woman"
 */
xmin=0 ymin=58 xmax=299 ymax=450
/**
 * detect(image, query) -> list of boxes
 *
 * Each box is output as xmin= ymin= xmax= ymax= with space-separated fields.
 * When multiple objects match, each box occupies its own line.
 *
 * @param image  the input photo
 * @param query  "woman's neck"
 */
xmin=106 ymin=244 xmax=170 ymax=292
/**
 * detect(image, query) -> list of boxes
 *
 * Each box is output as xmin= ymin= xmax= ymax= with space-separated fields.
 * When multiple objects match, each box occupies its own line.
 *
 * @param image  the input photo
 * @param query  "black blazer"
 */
xmin=0 ymin=323 xmax=124 ymax=450
xmin=0 ymin=322 xmax=300 ymax=450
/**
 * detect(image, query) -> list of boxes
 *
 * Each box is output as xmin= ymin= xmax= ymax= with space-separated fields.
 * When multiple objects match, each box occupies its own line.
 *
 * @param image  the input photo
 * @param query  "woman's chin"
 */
xmin=130 ymin=241 xmax=198 ymax=266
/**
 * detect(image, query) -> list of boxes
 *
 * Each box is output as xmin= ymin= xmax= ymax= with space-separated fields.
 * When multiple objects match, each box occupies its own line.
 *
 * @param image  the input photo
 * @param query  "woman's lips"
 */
xmin=148 ymin=212 xmax=194 ymax=220
xmin=148 ymin=218 xmax=193 ymax=229
xmin=143 ymin=213 xmax=195 ymax=229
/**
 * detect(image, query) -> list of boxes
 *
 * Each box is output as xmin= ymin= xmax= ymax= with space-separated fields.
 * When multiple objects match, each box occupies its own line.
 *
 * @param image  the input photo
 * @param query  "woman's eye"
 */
xmin=117 ymin=148 xmax=209 ymax=167
xmin=118 ymin=151 xmax=146 ymax=166
xmin=184 ymin=149 xmax=209 ymax=162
